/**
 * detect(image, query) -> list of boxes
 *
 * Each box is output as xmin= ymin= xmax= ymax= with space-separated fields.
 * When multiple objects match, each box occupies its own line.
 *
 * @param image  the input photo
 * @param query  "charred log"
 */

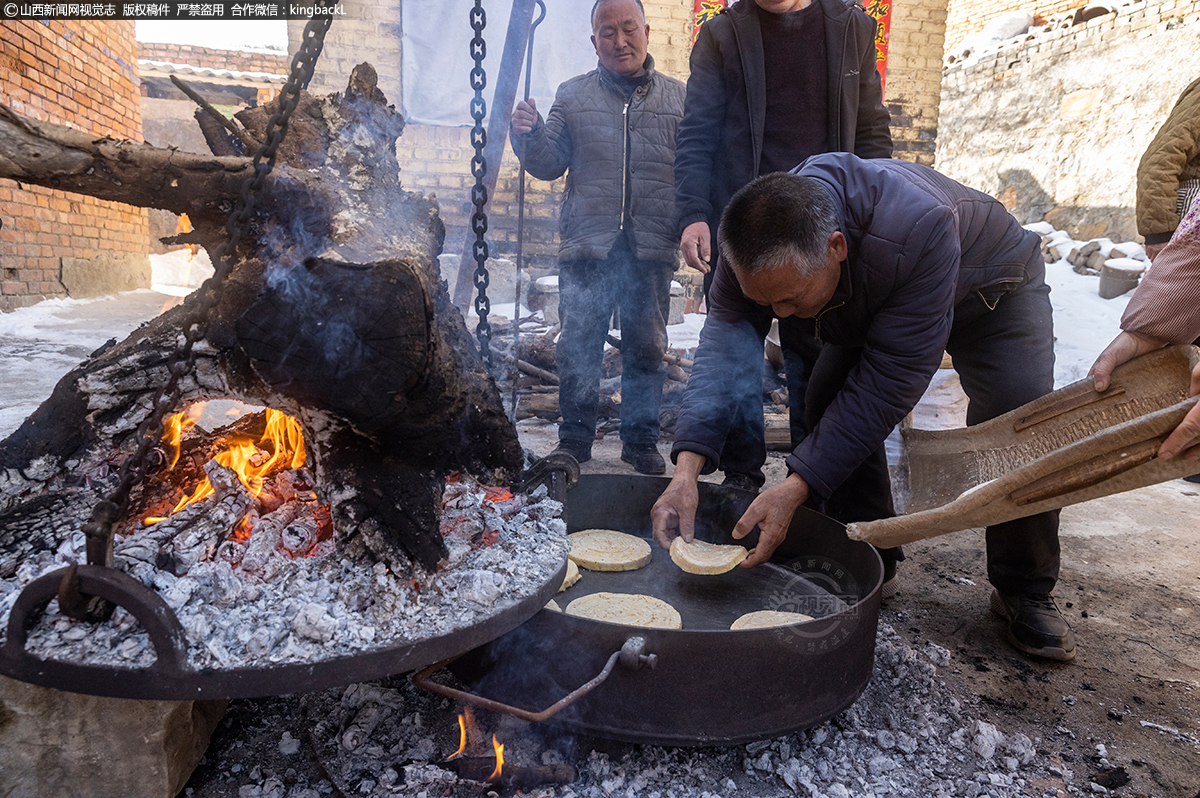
xmin=0 ymin=64 xmax=522 ymax=574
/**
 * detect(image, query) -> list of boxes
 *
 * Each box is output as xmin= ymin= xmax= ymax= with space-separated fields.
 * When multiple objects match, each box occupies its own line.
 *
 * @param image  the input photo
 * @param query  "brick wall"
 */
xmin=944 ymin=0 xmax=1089 ymax=52
xmin=0 ymin=22 xmax=149 ymax=312
xmin=138 ymin=43 xmax=288 ymax=75
xmin=883 ymin=0 xmax=949 ymax=166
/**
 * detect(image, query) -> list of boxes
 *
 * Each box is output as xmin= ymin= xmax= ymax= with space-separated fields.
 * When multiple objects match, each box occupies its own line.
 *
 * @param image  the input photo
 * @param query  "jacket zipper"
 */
xmin=620 ymin=98 xmax=631 ymax=231
xmin=813 ymin=297 xmax=846 ymax=340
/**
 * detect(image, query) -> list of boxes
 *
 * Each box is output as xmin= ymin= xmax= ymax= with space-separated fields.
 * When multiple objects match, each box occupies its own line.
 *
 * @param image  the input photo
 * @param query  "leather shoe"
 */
xmin=550 ymin=439 xmax=591 ymax=464
xmin=620 ymin=442 xmax=665 ymax=475
xmin=990 ymin=590 xmax=1076 ymax=662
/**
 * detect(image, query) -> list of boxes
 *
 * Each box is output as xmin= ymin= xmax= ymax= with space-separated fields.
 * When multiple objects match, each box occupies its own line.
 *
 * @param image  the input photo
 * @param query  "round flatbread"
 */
xmin=544 ymin=599 xmax=562 ymax=612
xmin=565 ymin=592 xmax=682 ymax=629
xmin=568 ymin=529 xmax=652 ymax=572
xmin=559 ymin=558 xmax=581 ymax=592
xmin=730 ymin=610 xmax=814 ymax=630
xmin=669 ymin=536 xmax=748 ymax=575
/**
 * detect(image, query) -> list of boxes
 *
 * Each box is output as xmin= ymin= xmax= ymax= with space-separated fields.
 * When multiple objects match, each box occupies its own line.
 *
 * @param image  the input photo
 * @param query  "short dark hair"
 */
xmin=591 ymin=0 xmax=647 ymax=28
xmin=718 ymin=172 xmax=840 ymax=277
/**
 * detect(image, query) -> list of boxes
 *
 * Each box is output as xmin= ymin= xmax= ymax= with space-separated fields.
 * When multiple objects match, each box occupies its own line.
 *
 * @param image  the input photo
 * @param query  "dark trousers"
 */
xmin=811 ymin=253 xmax=1060 ymax=595
xmin=704 ymin=263 xmax=822 ymax=486
xmin=557 ymin=235 xmax=672 ymax=447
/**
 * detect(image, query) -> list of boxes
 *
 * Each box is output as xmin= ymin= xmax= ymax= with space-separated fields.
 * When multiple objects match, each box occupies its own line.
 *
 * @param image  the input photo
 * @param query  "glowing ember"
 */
xmin=146 ymin=408 xmax=308 ymax=524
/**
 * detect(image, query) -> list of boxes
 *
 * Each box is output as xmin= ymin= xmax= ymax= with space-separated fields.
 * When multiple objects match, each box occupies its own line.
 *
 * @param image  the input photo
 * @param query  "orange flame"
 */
xmin=146 ymin=408 xmax=307 ymax=524
xmin=488 ymin=734 xmax=504 ymax=781
xmin=174 ymin=213 xmax=198 ymax=258
xmin=447 ymin=712 xmax=468 ymax=760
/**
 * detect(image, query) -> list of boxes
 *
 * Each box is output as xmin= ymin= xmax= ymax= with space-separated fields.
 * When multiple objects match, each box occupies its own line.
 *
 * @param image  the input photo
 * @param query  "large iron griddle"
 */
xmin=445 ymin=474 xmax=883 ymax=747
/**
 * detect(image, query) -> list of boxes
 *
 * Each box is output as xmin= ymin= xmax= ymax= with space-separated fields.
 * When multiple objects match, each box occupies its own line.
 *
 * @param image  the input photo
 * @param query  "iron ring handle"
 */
xmin=412 ymin=636 xmax=656 ymax=723
xmin=3 ymin=564 xmax=191 ymax=676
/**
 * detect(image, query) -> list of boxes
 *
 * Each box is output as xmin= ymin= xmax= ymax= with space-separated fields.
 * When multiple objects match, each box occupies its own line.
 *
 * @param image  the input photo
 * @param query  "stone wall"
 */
xmin=944 ymin=0 xmax=1089 ymax=51
xmin=885 ymin=0 xmax=950 ymax=165
xmin=0 ymin=22 xmax=149 ymax=311
xmin=937 ymin=0 xmax=1200 ymax=242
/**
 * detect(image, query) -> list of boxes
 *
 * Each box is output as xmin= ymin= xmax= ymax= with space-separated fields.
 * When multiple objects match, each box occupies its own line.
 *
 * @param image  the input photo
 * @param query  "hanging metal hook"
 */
xmin=510 ymin=0 xmax=548 ymax=423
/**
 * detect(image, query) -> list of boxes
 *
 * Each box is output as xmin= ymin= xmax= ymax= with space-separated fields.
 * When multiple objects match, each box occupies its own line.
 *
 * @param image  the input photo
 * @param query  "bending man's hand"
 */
xmin=1159 ymin=359 xmax=1200 ymax=462
xmin=1144 ymin=242 xmax=1167 ymax=262
xmin=680 ymin=221 xmax=712 ymax=274
xmin=1089 ymin=330 xmax=1168 ymax=392
xmin=732 ymin=473 xmax=810 ymax=568
xmin=511 ymin=98 xmax=538 ymax=135
xmin=651 ymin=452 xmax=705 ymax=549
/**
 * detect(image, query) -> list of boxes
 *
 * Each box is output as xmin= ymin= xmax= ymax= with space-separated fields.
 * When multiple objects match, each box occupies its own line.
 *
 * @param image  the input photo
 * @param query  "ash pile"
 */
xmin=199 ymin=624 xmax=1082 ymax=798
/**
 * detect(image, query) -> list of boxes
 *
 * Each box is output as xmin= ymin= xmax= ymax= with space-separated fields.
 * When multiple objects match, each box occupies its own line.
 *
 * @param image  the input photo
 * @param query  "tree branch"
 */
xmin=0 ymin=102 xmax=253 ymax=225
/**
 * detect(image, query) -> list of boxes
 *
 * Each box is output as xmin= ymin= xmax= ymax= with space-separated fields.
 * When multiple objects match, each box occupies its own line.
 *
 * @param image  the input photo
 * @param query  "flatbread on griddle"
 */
xmin=545 ymin=599 xmax=562 ymax=612
xmin=730 ymin=610 xmax=813 ymax=630
xmin=559 ymin=558 xmax=581 ymax=592
xmin=669 ymin=536 xmax=748 ymax=575
xmin=568 ymin=529 xmax=652 ymax=572
xmin=565 ymin=592 xmax=682 ymax=629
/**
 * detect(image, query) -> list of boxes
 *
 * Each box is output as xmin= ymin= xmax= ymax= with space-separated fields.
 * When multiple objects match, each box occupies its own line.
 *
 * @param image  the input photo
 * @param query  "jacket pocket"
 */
xmin=974 ymin=276 xmax=1024 ymax=311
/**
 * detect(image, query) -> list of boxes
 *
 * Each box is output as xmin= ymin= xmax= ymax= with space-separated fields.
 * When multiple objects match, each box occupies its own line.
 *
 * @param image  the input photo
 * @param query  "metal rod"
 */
xmin=511 ymin=0 xmax=549 ymax=424
xmin=412 ymin=650 xmax=622 ymax=724
xmin=453 ymin=0 xmax=541 ymax=311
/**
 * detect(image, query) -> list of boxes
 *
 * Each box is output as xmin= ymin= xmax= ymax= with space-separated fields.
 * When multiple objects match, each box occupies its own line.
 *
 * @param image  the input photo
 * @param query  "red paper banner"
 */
xmin=862 ymin=0 xmax=893 ymax=96
xmin=693 ymin=0 xmax=726 ymax=44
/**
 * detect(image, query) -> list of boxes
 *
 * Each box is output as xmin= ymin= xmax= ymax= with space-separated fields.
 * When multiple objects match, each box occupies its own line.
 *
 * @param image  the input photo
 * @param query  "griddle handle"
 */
xmin=2 ymin=564 xmax=190 ymax=677
xmin=413 ymin=636 xmax=654 ymax=723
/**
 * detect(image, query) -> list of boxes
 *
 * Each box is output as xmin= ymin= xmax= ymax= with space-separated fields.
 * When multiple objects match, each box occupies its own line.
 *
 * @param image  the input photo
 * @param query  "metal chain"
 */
xmin=468 ymin=0 xmax=493 ymax=365
xmin=81 ymin=18 xmax=333 ymax=569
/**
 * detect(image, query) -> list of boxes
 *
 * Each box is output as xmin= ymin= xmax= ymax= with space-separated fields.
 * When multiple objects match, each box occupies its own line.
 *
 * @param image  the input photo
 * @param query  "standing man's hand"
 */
xmin=733 ymin=474 xmax=809 ymax=567
xmin=651 ymin=452 xmax=706 ymax=549
xmin=511 ymin=98 xmax=538 ymax=135
xmin=680 ymin=221 xmax=712 ymax=274
xmin=1144 ymin=242 xmax=1167 ymax=262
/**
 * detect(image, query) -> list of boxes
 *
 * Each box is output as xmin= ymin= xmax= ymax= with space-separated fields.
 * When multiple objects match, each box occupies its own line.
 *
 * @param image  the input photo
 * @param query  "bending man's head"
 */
xmin=719 ymin=172 xmax=847 ymax=318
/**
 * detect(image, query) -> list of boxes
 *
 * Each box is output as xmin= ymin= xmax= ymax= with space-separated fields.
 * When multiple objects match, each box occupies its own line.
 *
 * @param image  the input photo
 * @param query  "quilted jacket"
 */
xmin=1137 ymin=75 xmax=1200 ymax=245
xmin=672 ymin=154 xmax=1043 ymax=500
xmin=510 ymin=56 xmax=686 ymax=263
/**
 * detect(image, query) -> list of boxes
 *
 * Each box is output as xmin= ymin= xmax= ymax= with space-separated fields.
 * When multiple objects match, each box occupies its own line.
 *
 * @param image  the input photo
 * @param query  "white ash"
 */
xmin=0 ymin=476 xmax=567 ymax=672
xmin=300 ymin=623 xmax=1072 ymax=798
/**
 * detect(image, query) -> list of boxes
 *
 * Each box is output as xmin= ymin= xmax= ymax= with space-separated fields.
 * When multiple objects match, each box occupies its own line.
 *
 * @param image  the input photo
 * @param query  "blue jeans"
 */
xmin=557 ymin=235 xmax=672 ymax=447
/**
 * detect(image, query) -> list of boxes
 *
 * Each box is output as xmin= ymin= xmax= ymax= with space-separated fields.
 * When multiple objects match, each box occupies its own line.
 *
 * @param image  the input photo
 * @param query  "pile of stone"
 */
xmin=1035 ymin=224 xmax=1151 ymax=299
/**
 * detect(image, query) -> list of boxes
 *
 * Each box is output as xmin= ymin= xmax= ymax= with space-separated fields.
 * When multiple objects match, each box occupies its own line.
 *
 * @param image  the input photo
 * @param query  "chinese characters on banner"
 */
xmin=692 ymin=0 xmax=725 ymax=44
xmin=691 ymin=0 xmax=892 ymax=96
xmin=862 ymin=0 xmax=893 ymax=96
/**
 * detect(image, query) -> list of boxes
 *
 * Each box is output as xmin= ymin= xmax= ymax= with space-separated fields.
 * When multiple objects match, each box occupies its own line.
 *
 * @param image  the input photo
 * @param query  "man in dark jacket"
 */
xmin=511 ymin=0 xmax=686 ymax=475
xmin=652 ymin=154 xmax=1076 ymax=662
xmin=674 ymin=0 xmax=892 ymax=495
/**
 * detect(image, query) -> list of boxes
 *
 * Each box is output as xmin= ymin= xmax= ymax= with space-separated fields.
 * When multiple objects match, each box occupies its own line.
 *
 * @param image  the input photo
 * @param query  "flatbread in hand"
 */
xmin=568 ymin=529 xmax=652 ymax=572
xmin=730 ymin=610 xmax=813 ymax=630
xmin=565 ymin=592 xmax=682 ymax=629
xmin=669 ymin=536 xmax=748 ymax=575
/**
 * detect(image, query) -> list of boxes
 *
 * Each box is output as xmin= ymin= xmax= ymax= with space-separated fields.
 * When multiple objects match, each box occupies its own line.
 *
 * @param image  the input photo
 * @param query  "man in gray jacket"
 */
xmin=511 ymin=0 xmax=686 ymax=475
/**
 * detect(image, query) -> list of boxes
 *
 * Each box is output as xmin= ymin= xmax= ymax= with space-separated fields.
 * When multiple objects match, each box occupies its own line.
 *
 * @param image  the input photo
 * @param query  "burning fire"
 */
xmin=446 ymin=707 xmax=505 ymax=781
xmin=146 ymin=407 xmax=308 ymax=524
xmin=490 ymin=735 xmax=505 ymax=781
